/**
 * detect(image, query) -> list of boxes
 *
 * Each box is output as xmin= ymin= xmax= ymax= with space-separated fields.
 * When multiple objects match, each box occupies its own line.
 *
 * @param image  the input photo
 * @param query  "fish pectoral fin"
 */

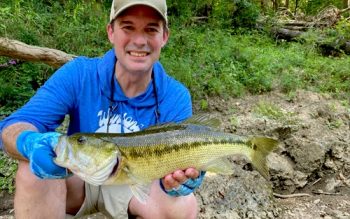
xmin=130 ymin=183 xmax=151 ymax=204
xmin=204 ymin=158 xmax=232 ymax=175
xmin=124 ymin=168 xmax=152 ymax=204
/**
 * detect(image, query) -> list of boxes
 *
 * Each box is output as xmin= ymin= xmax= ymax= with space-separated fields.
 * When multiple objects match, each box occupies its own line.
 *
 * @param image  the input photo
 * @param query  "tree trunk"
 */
xmin=285 ymin=0 xmax=289 ymax=8
xmin=294 ymin=0 xmax=299 ymax=15
xmin=272 ymin=0 xmax=278 ymax=11
xmin=0 ymin=38 xmax=76 ymax=68
xmin=261 ymin=0 xmax=267 ymax=13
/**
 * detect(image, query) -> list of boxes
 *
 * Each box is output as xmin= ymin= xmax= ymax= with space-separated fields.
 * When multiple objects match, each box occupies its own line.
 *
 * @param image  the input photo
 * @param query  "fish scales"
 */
xmin=102 ymin=128 xmax=252 ymax=185
xmin=54 ymin=123 xmax=278 ymax=190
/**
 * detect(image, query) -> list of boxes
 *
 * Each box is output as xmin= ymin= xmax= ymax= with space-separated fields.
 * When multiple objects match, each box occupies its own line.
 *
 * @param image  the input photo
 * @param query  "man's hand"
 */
xmin=16 ymin=131 xmax=69 ymax=179
xmin=160 ymin=168 xmax=205 ymax=197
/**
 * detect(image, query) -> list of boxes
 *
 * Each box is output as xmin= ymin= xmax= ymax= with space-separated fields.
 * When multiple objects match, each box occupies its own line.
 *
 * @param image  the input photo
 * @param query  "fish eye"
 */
xmin=77 ymin=136 xmax=87 ymax=144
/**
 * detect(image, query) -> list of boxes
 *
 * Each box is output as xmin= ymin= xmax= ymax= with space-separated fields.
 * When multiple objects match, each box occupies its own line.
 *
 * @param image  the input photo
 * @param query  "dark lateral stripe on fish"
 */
xmin=120 ymin=138 xmax=247 ymax=159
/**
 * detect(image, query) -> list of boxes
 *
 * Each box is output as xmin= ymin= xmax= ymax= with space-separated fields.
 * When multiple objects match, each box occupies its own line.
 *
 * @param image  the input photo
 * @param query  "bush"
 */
xmin=231 ymin=0 xmax=260 ymax=29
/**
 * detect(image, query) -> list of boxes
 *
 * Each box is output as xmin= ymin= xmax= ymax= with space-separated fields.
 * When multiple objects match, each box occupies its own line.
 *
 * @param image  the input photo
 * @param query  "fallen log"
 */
xmin=0 ymin=37 xmax=76 ymax=68
xmin=282 ymin=21 xmax=309 ymax=27
xmin=272 ymin=28 xmax=303 ymax=41
xmin=282 ymin=26 xmax=310 ymax=31
xmin=319 ymin=40 xmax=350 ymax=56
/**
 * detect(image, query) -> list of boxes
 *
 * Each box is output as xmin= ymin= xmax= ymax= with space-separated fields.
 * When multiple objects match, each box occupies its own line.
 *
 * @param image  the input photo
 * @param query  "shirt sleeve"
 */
xmin=0 ymin=58 xmax=81 ymax=149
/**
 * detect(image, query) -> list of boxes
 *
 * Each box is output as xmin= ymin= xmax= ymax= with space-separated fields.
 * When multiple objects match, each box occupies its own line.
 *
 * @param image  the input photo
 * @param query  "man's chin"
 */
xmin=124 ymin=61 xmax=152 ymax=72
xmin=127 ymin=66 xmax=153 ymax=75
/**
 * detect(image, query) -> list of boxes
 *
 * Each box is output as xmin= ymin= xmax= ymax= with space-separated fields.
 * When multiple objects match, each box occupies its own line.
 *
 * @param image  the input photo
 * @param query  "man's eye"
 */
xmin=146 ymin=28 xmax=159 ymax=33
xmin=146 ymin=28 xmax=159 ymax=34
xmin=122 ymin=26 xmax=133 ymax=30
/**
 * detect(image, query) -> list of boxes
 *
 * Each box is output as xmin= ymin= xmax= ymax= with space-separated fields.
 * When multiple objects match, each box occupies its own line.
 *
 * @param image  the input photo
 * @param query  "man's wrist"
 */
xmin=1 ymin=123 xmax=38 ymax=160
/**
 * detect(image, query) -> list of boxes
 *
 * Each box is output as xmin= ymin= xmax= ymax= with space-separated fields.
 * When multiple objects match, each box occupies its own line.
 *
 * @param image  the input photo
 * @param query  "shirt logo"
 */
xmin=95 ymin=109 xmax=142 ymax=133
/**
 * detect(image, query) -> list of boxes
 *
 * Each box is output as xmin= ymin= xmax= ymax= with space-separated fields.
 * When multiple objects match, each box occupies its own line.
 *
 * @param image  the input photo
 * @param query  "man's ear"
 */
xmin=106 ymin=23 xmax=114 ymax=43
xmin=162 ymin=29 xmax=170 ymax=48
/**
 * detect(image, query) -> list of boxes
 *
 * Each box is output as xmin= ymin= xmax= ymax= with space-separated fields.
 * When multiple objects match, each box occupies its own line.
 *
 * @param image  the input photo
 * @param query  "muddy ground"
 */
xmin=0 ymin=90 xmax=349 ymax=218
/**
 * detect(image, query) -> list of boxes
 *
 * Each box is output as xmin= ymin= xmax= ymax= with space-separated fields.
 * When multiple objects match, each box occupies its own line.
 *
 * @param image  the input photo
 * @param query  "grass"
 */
xmin=1 ymin=0 xmax=350 ymax=193
xmin=253 ymin=101 xmax=297 ymax=125
xmin=0 ymin=151 xmax=17 ymax=193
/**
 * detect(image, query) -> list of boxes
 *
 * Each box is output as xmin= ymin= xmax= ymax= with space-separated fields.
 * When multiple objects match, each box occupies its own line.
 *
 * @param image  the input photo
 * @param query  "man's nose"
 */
xmin=132 ymin=32 xmax=147 ymax=46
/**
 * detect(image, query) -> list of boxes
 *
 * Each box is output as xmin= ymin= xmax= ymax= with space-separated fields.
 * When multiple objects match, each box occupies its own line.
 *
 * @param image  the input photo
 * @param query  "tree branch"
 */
xmin=0 ymin=37 xmax=76 ymax=68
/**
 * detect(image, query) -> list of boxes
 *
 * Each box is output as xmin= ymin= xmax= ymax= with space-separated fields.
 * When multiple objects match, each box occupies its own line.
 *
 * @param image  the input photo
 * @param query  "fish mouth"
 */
xmin=109 ymin=157 xmax=120 ymax=177
xmin=54 ymin=135 xmax=68 ymax=164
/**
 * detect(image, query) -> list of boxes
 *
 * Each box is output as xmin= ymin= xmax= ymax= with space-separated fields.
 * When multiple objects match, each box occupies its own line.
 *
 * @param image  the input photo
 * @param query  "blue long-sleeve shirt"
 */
xmin=0 ymin=49 xmax=192 ymax=149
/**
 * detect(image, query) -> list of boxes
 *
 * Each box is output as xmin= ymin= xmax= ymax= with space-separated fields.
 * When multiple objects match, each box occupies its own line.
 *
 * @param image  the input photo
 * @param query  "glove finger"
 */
xmin=183 ymin=178 xmax=197 ymax=188
xmin=174 ymin=184 xmax=194 ymax=196
xmin=42 ymin=132 xmax=61 ymax=150
xmin=31 ymin=162 xmax=68 ymax=179
xmin=30 ymin=146 xmax=68 ymax=179
xmin=183 ymin=171 xmax=206 ymax=188
xmin=166 ymin=184 xmax=194 ymax=197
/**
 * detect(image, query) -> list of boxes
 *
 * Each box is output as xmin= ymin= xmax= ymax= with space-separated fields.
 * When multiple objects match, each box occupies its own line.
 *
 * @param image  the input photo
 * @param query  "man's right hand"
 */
xmin=16 ymin=131 xmax=69 ymax=179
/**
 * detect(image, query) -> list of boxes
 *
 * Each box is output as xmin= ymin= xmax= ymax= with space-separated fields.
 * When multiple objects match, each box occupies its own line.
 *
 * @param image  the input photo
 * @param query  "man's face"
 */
xmin=107 ymin=5 xmax=169 ymax=76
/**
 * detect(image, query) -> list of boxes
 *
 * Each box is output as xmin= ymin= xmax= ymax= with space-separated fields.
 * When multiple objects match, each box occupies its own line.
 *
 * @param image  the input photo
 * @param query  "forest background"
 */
xmin=0 ymin=0 xmax=350 ymax=193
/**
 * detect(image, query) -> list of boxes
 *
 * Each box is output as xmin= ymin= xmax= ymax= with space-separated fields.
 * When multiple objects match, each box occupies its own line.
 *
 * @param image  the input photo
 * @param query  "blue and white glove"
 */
xmin=160 ymin=171 xmax=206 ymax=197
xmin=16 ymin=130 xmax=69 ymax=179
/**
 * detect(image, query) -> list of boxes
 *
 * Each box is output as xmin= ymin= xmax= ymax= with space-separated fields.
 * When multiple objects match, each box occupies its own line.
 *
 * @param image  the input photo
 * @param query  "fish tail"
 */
xmin=248 ymin=137 xmax=278 ymax=180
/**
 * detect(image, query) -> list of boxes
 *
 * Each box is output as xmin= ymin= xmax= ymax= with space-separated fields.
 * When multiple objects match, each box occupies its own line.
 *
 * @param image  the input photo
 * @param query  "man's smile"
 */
xmin=128 ymin=51 xmax=149 ymax=57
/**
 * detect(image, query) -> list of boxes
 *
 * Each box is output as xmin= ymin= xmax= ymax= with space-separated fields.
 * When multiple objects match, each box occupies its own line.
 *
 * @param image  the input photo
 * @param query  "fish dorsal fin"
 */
xmin=183 ymin=115 xmax=221 ymax=129
xmin=203 ymin=158 xmax=232 ymax=175
xmin=145 ymin=122 xmax=182 ymax=131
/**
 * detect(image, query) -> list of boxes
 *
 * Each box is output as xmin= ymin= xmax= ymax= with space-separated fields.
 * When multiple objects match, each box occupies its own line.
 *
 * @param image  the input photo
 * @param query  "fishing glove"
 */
xmin=16 ymin=130 xmax=69 ymax=179
xmin=160 ymin=171 xmax=206 ymax=197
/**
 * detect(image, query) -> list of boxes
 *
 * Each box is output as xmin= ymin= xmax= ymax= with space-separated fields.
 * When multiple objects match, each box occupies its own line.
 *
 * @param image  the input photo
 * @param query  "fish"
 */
xmin=54 ymin=117 xmax=278 ymax=202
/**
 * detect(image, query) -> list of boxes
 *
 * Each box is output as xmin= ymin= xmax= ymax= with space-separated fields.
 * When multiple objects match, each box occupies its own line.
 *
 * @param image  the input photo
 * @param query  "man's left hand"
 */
xmin=160 ymin=168 xmax=205 ymax=197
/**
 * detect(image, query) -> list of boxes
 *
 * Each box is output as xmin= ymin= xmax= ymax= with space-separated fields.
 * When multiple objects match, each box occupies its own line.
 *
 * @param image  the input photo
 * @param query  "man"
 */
xmin=0 ymin=0 xmax=204 ymax=218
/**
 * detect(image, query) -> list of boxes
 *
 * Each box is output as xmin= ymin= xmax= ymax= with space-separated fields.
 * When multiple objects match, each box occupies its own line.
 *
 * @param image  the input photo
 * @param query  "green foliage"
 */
xmin=0 ymin=0 xmax=110 ymax=55
xmin=0 ymin=60 xmax=51 ymax=115
xmin=254 ymin=101 xmax=285 ymax=120
xmin=199 ymin=99 xmax=209 ymax=111
xmin=305 ymin=0 xmax=343 ymax=15
xmin=327 ymin=119 xmax=344 ymax=129
xmin=0 ymin=0 xmax=111 ymax=116
xmin=167 ymin=0 xmax=259 ymax=29
xmin=254 ymin=101 xmax=296 ymax=124
xmin=231 ymin=0 xmax=260 ymax=29
xmin=167 ymin=0 xmax=211 ymax=25
xmin=300 ymin=19 xmax=350 ymax=56
xmin=210 ymin=0 xmax=236 ymax=28
xmin=0 ymin=151 xmax=17 ymax=193
xmin=162 ymin=27 xmax=248 ymax=98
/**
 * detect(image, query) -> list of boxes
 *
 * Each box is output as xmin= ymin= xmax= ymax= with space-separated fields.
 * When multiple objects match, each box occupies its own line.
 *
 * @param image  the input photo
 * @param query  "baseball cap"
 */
xmin=110 ymin=0 xmax=168 ymax=24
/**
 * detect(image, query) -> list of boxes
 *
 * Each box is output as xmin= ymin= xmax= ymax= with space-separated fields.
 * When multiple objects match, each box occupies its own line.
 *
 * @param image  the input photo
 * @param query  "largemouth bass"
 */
xmin=54 ymin=119 xmax=278 ymax=202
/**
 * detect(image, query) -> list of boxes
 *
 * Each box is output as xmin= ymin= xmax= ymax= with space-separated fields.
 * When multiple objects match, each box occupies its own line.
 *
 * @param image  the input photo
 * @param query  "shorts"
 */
xmin=72 ymin=183 xmax=134 ymax=219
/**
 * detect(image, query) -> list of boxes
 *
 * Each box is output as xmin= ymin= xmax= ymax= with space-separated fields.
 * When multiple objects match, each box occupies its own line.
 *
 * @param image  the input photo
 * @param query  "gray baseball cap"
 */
xmin=110 ymin=0 xmax=167 ymax=24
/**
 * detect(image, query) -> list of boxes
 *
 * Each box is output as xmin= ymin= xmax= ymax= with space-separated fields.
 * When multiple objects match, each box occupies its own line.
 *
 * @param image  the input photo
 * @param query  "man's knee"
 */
xmin=15 ymin=161 xmax=66 ymax=197
xmin=16 ymin=161 xmax=42 ymax=190
xmin=14 ymin=162 xmax=67 ymax=218
xmin=129 ymin=191 xmax=198 ymax=219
